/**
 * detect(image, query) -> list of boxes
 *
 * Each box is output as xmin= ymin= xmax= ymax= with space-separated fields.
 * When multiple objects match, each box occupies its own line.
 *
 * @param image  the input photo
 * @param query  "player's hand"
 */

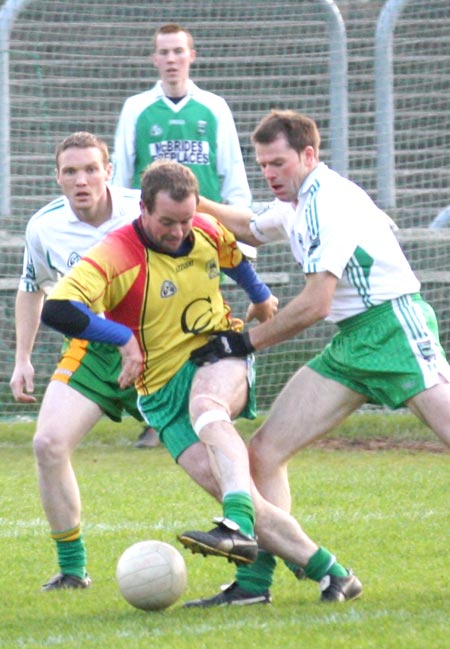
xmin=246 ymin=294 xmax=279 ymax=323
xmin=118 ymin=336 xmax=144 ymax=388
xmin=190 ymin=330 xmax=255 ymax=366
xmin=9 ymin=361 xmax=37 ymax=403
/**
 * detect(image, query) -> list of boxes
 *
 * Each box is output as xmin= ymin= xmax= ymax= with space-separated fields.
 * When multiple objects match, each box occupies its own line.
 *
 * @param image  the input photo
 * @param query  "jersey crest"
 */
xmin=68 ymin=252 xmax=81 ymax=267
xmin=160 ymin=280 xmax=177 ymax=298
xmin=206 ymin=258 xmax=220 ymax=279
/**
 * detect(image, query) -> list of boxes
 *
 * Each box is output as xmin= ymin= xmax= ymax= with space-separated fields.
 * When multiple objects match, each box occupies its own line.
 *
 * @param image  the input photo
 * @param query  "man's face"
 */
xmin=141 ymin=190 xmax=196 ymax=253
xmin=255 ymin=134 xmax=314 ymax=204
xmin=152 ymin=31 xmax=196 ymax=90
xmin=55 ymin=146 xmax=111 ymax=215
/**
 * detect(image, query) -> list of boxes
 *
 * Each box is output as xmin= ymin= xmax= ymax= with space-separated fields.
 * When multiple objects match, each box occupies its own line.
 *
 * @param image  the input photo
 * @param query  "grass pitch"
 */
xmin=0 ymin=413 xmax=448 ymax=648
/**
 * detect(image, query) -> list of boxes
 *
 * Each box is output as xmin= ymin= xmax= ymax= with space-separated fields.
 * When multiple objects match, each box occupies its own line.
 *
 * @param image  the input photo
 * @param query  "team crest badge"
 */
xmin=160 ymin=280 xmax=177 ymax=298
xmin=206 ymin=259 xmax=220 ymax=279
xmin=151 ymin=124 xmax=163 ymax=137
xmin=68 ymin=252 xmax=81 ymax=267
xmin=197 ymin=120 xmax=207 ymax=135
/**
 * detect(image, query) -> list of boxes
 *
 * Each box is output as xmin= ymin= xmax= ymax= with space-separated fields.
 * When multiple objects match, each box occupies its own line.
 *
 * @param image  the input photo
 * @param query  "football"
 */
xmin=116 ymin=540 xmax=187 ymax=611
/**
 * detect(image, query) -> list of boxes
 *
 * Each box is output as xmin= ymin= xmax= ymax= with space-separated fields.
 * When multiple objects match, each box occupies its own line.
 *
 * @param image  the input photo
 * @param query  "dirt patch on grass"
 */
xmin=312 ymin=437 xmax=448 ymax=453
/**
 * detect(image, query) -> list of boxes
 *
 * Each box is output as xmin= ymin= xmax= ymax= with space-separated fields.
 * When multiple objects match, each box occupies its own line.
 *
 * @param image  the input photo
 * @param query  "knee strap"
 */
xmin=193 ymin=409 xmax=231 ymax=436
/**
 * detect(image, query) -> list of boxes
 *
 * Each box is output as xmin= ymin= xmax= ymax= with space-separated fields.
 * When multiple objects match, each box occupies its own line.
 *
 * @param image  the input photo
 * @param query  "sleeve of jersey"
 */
xmin=19 ymin=226 xmax=52 ymax=293
xmin=222 ymin=261 xmax=271 ymax=304
xmin=41 ymin=299 xmax=132 ymax=346
xmin=249 ymin=200 xmax=291 ymax=243
xmin=214 ymin=99 xmax=252 ymax=206
xmin=111 ymin=98 xmax=137 ymax=188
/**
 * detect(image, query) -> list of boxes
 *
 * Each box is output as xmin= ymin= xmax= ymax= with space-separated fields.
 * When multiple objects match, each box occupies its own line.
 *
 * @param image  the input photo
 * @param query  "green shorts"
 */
xmin=138 ymin=358 xmax=257 ymax=461
xmin=308 ymin=294 xmax=450 ymax=409
xmin=51 ymin=338 xmax=143 ymax=422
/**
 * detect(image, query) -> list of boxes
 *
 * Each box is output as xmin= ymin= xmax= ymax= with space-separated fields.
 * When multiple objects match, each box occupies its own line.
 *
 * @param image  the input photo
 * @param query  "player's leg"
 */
xmin=134 ymin=425 xmax=160 ymax=448
xmin=138 ymin=363 xmax=271 ymax=603
xmin=180 ymin=395 xmax=362 ymax=606
xmin=406 ymin=380 xmax=450 ymax=446
xmin=34 ymin=380 xmax=103 ymax=590
xmin=145 ymin=360 xmax=361 ymax=605
xmin=183 ymin=359 xmax=362 ymax=601
xmin=249 ymin=366 xmax=366 ymax=510
xmin=402 ymin=293 xmax=450 ymax=447
xmin=179 ymin=358 xmax=258 ymax=563
xmin=137 ymin=358 xmax=256 ymax=552
xmin=177 ymin=441 xmax=222 ymax=499
xmin=189 ymin=358 xmax=251 ymax=497
xmin=36 ymin=340 xmax=134 ymax=590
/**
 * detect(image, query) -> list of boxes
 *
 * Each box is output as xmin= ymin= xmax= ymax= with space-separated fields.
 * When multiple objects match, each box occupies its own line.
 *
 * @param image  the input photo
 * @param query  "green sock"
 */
xmin=52 ymin=527 xmax=87 ymax=579
xmin=223 ymin=491 xmax=255 ymax=537
xmin=304 ymin=547 xmax=348 ymax=582
xmin=236 ymin=550 xmax=276 ymax=594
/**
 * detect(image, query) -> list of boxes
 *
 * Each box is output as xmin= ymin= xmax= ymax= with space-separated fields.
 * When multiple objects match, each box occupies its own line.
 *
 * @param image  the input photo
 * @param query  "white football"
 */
xmin=116 ymin=540 xmax=187 ymax=611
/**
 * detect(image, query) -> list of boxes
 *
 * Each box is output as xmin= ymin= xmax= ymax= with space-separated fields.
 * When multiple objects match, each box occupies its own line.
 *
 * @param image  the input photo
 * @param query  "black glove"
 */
xmin=190 ymin=331 xmax=255 ymax=366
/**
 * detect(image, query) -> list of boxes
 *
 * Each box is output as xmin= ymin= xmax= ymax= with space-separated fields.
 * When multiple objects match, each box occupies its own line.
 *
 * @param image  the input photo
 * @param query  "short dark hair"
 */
xmin=153 ymin=23 xmax=194 ymax=50
xmin=140 ymin=159 xmax=199 ymax=214
xmin=251 ymin=110 xmax=321 ymax=155
xmin=55 ymin=132 xmax=110 ymax=169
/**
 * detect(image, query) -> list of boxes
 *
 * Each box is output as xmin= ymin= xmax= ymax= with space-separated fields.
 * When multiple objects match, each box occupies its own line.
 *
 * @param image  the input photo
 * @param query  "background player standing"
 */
xmin=112 ymin=22 xmax=256 ymax=446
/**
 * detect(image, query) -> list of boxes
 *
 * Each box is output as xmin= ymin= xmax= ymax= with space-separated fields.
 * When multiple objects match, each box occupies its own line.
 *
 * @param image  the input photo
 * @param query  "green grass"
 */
xmin=0 ymin=414 xmax=448 ymax=648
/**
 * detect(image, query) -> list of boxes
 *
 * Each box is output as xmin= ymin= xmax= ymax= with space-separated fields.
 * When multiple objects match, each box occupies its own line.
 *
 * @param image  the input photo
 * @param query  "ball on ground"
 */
xmin=116 ymin=540 xmax=187 ymax=610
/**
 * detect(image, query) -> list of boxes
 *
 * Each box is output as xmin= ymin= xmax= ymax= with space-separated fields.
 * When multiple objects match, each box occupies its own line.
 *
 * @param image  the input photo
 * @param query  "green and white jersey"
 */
xmin=249 ymin=163 xmax=420 ymax=323
xmin=112 ymin=80 xmax=251 ymax=206
xmin=19 ymin=186 xmax=141 ymax=294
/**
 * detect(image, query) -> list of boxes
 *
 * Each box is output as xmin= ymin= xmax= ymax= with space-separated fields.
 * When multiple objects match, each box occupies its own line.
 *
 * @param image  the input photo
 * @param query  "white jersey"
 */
xmin=19 ymin=186 xmax=141 ymax=294
xmin=249 ymin=163 xmax=420 ymax=323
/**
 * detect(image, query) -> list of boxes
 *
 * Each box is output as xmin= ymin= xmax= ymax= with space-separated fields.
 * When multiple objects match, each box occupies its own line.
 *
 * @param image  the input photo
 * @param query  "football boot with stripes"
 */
xmin=178 ymin=517 xmax=258 ymax=565
xmin=184 ymin=581 xmax=271 ymax=608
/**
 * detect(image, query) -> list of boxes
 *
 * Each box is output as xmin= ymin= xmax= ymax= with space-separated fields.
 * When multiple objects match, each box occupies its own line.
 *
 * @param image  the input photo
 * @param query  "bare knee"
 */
xmin=189 ymin=393 xmax=230 ymax=422
xmin=33 ymin=427 xmax=71 ymax=467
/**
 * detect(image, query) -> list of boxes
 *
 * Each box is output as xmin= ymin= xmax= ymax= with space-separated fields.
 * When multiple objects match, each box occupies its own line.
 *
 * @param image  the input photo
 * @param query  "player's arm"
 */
xmin=246 ymin=271 xmax=337 ymax=350
xmin=9 ymin=289 xmax=45 ymax=402
xmin=198 ymin=197 xmax=260 ymax=247
xmin=41 ymin=298 xmax=143 ymax=388
xmin=191 ymin=272 xmax=337 ymax=364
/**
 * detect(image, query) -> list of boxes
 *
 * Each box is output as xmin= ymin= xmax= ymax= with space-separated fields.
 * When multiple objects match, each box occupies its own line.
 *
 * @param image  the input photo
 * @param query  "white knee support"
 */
xmin=193 ymin=409 xmax=231 ymax=436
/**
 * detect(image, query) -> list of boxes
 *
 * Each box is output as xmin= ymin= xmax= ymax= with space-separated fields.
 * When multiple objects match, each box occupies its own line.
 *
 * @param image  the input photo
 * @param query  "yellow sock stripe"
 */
xmin=51 ymin=525 xmax=81 ymax=542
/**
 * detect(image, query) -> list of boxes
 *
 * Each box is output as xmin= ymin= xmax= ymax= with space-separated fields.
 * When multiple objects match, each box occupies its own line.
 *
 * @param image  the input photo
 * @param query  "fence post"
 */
xmin=318 ymin=0 xmax=349 ymax=177
xmin=0 ymin=0 xmax=33 ymax=218
xmin=375 ymin=0 xmax=411 ymax=210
